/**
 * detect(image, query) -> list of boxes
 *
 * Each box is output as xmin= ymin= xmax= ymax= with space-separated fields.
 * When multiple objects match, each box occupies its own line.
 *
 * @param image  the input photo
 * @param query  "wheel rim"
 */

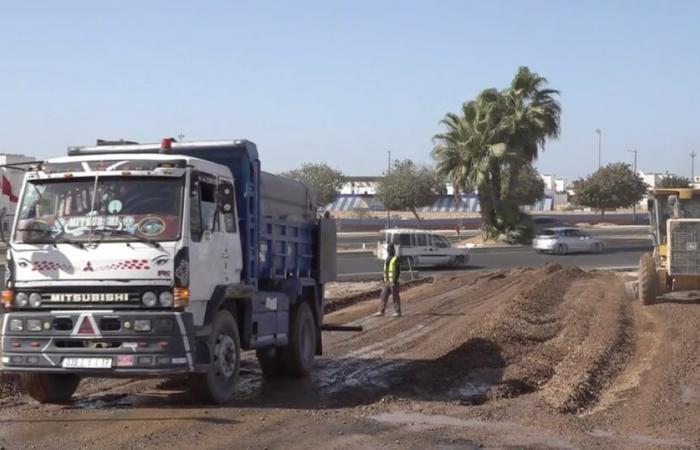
xmin=300 ymin=317 xmax=315 ymax=366
xmin=214 ymin=333 xmax=237 ymax=380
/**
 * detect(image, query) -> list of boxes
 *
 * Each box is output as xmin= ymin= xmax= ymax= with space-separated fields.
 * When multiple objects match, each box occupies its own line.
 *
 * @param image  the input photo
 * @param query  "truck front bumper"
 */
xmin=0 ymin=310 xmax=199 ymax=375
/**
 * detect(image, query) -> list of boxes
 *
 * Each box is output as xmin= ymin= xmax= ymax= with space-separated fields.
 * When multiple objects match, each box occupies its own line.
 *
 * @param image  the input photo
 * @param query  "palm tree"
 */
xmin=432 ymin=67 xmax=561 ymax=240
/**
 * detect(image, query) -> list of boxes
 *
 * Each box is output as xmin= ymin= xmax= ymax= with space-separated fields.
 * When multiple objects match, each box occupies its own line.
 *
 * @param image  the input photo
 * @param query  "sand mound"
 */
xmin=471 ymin=266 xmax=633 ymax=412
xmin=395 ymin=264 xmax=633 ymax=413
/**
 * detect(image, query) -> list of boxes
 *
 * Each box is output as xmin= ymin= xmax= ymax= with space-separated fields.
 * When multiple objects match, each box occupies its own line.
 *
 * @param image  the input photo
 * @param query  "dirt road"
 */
xmin=1 ymin=264 xmax=699 ymax=449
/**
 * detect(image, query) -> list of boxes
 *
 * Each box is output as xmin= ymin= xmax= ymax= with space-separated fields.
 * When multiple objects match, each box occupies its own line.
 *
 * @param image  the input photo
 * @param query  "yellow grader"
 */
xmin=632 ymin=187 xmax=700 ymax=304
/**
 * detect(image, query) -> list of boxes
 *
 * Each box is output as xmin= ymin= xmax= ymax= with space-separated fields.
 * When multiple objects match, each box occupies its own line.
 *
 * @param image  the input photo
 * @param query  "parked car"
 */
xmin=377 ymin=229 xmax=469 ymax=268
xmin=532 ymin=227 xmax=605 ymax=254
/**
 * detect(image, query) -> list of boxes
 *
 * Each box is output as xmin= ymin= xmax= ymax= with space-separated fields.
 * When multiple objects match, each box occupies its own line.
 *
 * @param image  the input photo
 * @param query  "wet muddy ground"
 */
xmin=1 ymin=264 xmax=700 ymax=449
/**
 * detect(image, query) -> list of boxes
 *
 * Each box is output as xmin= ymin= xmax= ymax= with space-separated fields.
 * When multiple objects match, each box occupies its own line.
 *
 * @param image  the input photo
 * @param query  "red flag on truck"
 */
xmin=2 ymin=175 xmax=17 ymax=203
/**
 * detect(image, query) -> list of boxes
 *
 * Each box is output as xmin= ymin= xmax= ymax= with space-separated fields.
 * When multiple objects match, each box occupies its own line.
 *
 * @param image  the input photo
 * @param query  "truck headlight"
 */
xmin=9 ymin=319 xmax=23 ymax=331
xmin=15 ymin=292 xmax=29 ymax=308
xmin=26 ymin=319 xmax=43 ymax=332
xmin=142 ymin=291 xmax=157 ymax=307
xmin=159 ymin=291 xmax=174 ymax=307
xmin=28 ymin=293 xmax=42 ymax=308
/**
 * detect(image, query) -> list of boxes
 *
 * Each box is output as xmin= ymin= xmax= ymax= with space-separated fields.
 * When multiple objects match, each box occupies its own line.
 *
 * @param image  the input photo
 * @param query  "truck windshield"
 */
xmin=14 ymin=176 xmax=184 ymax=244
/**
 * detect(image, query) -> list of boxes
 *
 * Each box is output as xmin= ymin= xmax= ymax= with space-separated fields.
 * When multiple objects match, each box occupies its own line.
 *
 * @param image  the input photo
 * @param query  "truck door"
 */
xmin=188 ymin=173 xmax=239 ymax=319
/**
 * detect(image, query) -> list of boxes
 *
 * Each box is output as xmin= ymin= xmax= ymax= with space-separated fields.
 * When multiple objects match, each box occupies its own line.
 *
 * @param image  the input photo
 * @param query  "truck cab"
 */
xmin=0 ymin=139 xmax=336 ymax=403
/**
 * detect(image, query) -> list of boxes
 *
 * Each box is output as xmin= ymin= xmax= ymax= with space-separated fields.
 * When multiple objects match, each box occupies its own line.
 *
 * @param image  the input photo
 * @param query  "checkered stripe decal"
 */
xmin=31 ymin=259 xmax=151 ymax=272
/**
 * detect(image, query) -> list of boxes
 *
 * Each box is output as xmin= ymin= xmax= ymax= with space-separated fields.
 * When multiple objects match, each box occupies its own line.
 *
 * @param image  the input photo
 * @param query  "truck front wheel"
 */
xmin=21 ymin=373 xmax=80 ymax=404
xmin=189 ymin=310 xmax=240 ymax=404
xmin=283 ymin=302 xmax=316 ymax=377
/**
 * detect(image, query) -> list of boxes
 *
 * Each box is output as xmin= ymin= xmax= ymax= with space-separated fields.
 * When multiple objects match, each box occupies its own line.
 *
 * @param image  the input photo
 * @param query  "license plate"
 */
xmin=61 ymin=357 xmax=113 ymax=369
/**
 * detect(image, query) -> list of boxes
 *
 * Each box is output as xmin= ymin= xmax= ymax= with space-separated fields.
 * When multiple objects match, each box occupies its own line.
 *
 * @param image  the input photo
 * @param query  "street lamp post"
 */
xmin=692 ymin=151 xmax=697 ymax=185
xmin=596 ymin=129 xmax=602 ymax=169
xmin=386 ymin=150 xmax=391 ymax=228
xmin=632 ymin=149 xmax=638 ymax=224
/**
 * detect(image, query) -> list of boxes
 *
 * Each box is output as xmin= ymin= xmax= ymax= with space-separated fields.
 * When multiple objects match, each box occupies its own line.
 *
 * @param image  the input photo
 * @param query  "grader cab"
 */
xmin=636 ymin=187 xmax=700 ymax=304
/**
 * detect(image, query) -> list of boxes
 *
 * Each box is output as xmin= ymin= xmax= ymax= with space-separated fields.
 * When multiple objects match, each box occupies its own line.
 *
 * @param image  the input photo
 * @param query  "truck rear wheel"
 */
xmin=282 ymin=302 xmax=316 ymax=377
xmin=639 ymin=253 xmax=657 ymax=306
xmin=21 ymin=373 xmax=80 ymax=404
xmin=189 ymin=310 xmax=240 ymax=404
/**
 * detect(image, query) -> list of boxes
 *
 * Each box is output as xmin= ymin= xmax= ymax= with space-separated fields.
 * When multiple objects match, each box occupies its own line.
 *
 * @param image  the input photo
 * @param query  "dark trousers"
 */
xmin=379 ymin=282 xmax=401 ymax=314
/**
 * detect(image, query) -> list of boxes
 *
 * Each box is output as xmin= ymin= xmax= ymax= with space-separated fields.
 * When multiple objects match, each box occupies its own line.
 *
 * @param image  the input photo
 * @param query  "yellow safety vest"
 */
xmin=384 ymin=256 xmax=399 ymax=283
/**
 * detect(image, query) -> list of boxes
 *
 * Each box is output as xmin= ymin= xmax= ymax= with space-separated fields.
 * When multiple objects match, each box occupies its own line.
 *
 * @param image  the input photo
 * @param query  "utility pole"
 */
xmin=596 ymin=129 xmax=602 ymax=169
xmin=629 ymin=149 xmax=638 ymax=224
xmin=177 ymin=133 xmax=185 ymax=142
xmin=386 ymin=150 xmax=391 ymax=228
xmin=692 ymin=151 xmax=697 ymax=186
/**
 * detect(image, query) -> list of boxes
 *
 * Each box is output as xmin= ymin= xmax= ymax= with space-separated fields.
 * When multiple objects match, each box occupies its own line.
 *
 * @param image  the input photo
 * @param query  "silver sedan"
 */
xmin=532 ymin=227 xmax=606 ymax=255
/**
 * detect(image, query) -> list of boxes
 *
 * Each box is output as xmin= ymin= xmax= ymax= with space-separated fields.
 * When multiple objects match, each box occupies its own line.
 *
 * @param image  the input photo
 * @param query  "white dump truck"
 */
xmin=0 ymin=138 xmax=338 ymax=403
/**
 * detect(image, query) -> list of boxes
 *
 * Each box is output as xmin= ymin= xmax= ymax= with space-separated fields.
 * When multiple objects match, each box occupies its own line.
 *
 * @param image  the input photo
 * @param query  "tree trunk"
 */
xmin=488 ymin=162 xmax=504 ymax=233
xmin=410 ymin=207 xmax=423 ymax=225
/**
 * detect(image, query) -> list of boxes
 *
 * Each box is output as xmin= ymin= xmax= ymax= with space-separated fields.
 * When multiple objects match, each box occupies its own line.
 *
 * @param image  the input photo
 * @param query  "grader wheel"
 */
xmin=638 ymin=253 xmax=657 ymax=306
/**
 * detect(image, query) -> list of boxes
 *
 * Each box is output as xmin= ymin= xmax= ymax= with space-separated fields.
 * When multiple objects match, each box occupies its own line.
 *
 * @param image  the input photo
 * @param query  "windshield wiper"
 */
xmin=17 ymin=227 xmax=85 ymax=248
xmin=52 ymin=235 xmax=85 ymax=249
xmin=93 ymin=228 xmax=162 ymax=249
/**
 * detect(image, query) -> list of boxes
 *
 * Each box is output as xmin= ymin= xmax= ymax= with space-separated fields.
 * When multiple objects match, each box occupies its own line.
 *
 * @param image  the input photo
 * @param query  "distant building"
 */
xmin=540 ymin=174 xmax=568 ymax=194
xmin=638 ymin=171 xmax=665 ymax=189
xmin=340 ymin=176 xmax=382 ymax=195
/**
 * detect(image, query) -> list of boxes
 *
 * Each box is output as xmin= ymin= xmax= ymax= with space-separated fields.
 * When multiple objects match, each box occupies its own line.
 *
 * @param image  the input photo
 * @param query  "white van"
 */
xmin=376 ymin=229 xmax=469 ymax=268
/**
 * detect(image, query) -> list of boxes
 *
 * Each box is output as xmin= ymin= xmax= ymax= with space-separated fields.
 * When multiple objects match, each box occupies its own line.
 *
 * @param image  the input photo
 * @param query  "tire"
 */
xmin=590 ymin=242 xmax=604 ymax=254
xmin=21 ymin=373 xmax=80 ymax=404
xmin=638 ymin=253 xmax=657 ymax=306
xmin=189 ymin=310 xmax=241 ymax=404
xmin=256 ymin=347 xmax=284 ymax=378
xmin=554 ymin=243 xmax=568 ymax=255
xmin=281 ymin=302 xmax=316 ymax=377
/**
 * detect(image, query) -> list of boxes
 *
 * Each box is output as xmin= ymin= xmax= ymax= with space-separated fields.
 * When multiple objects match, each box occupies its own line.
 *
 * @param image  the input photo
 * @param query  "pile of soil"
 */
xmin=392 ymin=264 xmax=633 ymax=413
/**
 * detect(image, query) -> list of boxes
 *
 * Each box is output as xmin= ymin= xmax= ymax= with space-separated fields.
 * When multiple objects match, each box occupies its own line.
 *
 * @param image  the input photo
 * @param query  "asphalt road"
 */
xmin=337 ymin=226 xmax=650 ymax=249
xmin=337 ymin=240 xmax=651 ymax=279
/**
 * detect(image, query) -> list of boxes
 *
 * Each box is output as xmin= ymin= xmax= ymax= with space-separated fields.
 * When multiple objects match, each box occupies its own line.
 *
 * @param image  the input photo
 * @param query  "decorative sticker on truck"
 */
xmin=16 ymin=214 xmax=178 ymax=243
xmin=16 ymin=256 xmax=170 ymax=273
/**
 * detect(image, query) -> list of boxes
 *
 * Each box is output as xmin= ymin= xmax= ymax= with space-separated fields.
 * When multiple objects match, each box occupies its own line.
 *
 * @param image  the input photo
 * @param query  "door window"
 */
xmin=199 ymin=181 xmax=218 ymax=232
xmin=415 ymin=233 xmax=427 ymax=246
xmin=190 ymin=173 xmax=218 ymax=241
xmin=434 ymin=235 xmax=450 ymax=248
xmin=398 ymin=233 xmax=412 ymax=247
xmin=190 ymin=178 xmax=203 ymax=242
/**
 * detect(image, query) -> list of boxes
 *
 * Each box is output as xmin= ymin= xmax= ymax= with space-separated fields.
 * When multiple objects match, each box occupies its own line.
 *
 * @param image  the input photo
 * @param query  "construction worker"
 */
xmin=374 ymin=243 xmax=401 ymax=317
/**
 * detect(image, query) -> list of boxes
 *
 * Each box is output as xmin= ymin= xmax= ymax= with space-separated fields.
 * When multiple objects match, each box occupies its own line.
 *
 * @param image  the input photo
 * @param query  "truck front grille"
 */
xmin=669 ymin=220 xmax=700 ymax=275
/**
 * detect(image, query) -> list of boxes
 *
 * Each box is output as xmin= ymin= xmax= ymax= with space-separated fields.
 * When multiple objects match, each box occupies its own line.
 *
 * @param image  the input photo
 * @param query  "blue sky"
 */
xmin=1 ymin=1 xmax=699 ymax=180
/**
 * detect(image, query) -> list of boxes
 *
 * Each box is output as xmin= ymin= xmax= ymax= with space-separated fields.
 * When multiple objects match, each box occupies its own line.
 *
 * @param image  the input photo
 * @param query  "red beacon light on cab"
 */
xmin=160 ymin=137 xmax=175 ymax=153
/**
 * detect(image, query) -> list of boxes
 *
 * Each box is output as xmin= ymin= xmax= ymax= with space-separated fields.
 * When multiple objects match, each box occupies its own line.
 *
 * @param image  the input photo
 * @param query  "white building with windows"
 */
xmin=340 ymin=176 xmax=382 ymax=195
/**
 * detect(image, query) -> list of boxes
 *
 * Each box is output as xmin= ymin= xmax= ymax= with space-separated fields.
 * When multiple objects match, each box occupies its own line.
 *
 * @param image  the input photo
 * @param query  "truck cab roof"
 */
xmin=45 ymin=152 xmax=233 ymax=180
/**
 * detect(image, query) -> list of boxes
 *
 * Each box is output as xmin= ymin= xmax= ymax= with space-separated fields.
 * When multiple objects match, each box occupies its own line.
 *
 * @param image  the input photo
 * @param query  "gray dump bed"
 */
xmin=260 ymin=172 xmax=317 ymax=221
